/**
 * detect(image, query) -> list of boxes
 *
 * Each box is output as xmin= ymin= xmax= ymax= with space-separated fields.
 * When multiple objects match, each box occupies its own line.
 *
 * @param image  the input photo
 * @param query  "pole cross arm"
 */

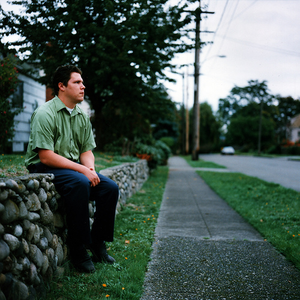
xmin=201 ymin=11 xmax=215 ymax=14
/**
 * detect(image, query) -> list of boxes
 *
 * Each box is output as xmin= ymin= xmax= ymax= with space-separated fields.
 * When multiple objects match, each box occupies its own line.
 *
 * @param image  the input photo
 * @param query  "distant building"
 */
xmin=289 ymin=114 xmax=300 ymax=143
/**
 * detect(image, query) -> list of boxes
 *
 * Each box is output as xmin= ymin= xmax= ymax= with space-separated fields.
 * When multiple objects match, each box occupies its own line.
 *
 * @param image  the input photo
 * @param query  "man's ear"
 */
xmin=58 ymin=82 xmax=65 ymax=92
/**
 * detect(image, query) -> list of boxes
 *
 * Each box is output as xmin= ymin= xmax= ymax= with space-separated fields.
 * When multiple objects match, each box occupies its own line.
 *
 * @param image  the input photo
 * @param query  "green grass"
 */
xmin=181 ymin=155 xmax=226 ymax=169
xmin=0 ymin=152 xmax=139 ymax=178
xmin=197 ymin=171 xmax=300 ymax=270
xmin=0 ymin=153 xmax=27 ymax=177
xmin=45 ymin=166 xmax=168 ymax=300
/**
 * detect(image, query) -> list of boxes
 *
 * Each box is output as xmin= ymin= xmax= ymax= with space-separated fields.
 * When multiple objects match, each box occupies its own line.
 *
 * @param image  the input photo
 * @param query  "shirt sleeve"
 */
xmin=30 ymin=109 xmax=55 ymax=153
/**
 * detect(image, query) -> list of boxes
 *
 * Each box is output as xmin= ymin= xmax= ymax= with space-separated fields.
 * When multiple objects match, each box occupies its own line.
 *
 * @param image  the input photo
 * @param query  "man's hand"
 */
xmin=82 ymin=167 xmax=100 ymax=187
xmin=80 ymin=151 xmax=100 ymax=187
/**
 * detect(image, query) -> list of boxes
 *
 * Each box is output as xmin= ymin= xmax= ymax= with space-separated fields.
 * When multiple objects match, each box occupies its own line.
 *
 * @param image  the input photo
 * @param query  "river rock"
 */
xmin=18 ymin=201 xmax=28 ymax=219
xmin=1 ymin=200 xmax=19 ymax=224
xmin=20 ymin=256 xmax=31 ymax=270
xmin=38 ymin=188 xmax=47 ymax=203
xmin=0 ymin=203 xmax=4 ymax=213
xmin=28 ymin=212 xmax=40 ymax=222
xmin=28 ymin=263 xmax=40 ymax=285
xmin=13 ymin=279 xmax=29 ymax=300
xmin=5 ymin=179 xmax=18 ymax=191
xmin=17 ymin=183 xmax=26 ymax=194
xmin=32 ymin=225 xmax=41 ymax=245
xmin=13 ymin=225 xmax=23 ymax=237
xmin=40 ymin=203 xmax=53 ymax=225
xmin=55 ymin=243 xmax=64 ymax=266
xmin=50 ymin=235 xmax=58 ymax=250
xmin=22 ymin=238 xmax=29 ymax=254
xmin=23 ymin=219 xmax=31 ymax=231
xmin=39 ymin=237 xmax=48 ymax=251
xmin=48 ymin=197 xmax=58 ymax=210
xmin=0 ymin=239 xmax=10 ymax=260
xmin=27 ymin=179 xmax=39 ymax=190
xmin=27 ymin=193 xmax=41 ymax=211
xmin=0 ymin=189 xmax=8 ymax=201
xmin=27 ymin=223 xmax=36 ymax=242
xmin=0 ymin=224 xmax=4 ymax=236
xmin=41 ymin=254 xmax=49 ymax=275
xmin=3 ymin=234 xmax=20 ymax=251
xmin=29 ymin=245 xmax=44 ymax=268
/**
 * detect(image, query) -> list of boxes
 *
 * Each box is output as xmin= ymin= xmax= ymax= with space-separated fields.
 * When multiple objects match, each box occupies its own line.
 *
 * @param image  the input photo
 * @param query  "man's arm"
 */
xmin=38 ymin=149 xmax=100 ymax=187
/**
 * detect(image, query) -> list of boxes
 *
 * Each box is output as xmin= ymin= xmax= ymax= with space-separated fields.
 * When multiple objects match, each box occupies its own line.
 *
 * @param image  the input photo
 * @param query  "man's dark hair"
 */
xmin=52 ymin=65 xmax=82 ymax=95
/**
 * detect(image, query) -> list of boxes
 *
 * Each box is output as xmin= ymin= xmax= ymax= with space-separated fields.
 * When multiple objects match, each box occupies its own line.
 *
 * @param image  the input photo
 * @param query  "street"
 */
xmin=199 ymin=154 xmax=300 ymax=192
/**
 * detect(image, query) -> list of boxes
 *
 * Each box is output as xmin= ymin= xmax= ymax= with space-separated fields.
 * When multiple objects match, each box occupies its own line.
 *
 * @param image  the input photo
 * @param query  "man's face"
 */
xmin=63 ymin=72 xmax=85 ymax=104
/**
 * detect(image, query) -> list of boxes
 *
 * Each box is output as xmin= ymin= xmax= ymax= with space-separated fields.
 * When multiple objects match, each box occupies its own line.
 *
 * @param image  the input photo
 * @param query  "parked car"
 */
xmin=221 ymin=146 xmax=235 ymax=155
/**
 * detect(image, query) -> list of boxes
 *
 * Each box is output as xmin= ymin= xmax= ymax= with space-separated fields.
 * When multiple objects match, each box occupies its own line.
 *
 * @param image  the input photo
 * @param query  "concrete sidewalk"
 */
xmin=141 ymin=156 xmax=300 ymax=300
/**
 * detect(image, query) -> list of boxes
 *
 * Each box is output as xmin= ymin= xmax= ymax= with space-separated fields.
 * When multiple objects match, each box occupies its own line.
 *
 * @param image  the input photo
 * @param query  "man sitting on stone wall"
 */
xmin=25 ymin=65 xmax=119 ymax=273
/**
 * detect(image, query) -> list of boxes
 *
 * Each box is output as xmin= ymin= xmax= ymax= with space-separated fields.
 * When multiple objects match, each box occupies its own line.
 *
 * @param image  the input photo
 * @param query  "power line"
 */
xmin=202 ymin=0 xmax=229 ymax=62
xmin=218 ymin=34 xmax=300 ymax=57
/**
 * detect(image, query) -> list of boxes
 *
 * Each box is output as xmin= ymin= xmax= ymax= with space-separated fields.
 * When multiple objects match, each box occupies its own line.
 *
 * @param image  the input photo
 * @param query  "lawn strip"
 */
xmin=197 ymin=171 xmax=300 ymax=270
xmin=46 ymin=166 xmax=168 ymax=300
xmin=181 ymin=155 xmax=226 ymax=169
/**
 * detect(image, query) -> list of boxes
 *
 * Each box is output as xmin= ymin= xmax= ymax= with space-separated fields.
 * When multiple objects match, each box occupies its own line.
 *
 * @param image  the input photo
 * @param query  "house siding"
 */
xmin=289 ymin=114 xmax=300 ymax=143
xmin=12 ymin=73 xmax=46 ymax=152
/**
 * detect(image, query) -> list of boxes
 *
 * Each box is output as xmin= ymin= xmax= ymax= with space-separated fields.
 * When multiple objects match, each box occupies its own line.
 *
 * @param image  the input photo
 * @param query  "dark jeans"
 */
xmin=28 ymin=163 xmax=119 ymax=246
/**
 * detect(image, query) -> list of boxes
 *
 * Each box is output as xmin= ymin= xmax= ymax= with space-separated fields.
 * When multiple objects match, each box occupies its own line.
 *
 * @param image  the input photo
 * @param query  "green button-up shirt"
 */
xmin=25 ymin=96 xmax=96 ymax=167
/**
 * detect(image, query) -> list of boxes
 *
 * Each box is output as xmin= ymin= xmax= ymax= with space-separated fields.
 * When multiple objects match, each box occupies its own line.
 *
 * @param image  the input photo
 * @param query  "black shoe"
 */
xmin=69 ymin=245 xmax=95 ymax=273
xmin=90 ymin=241 xmax=115 ymax=264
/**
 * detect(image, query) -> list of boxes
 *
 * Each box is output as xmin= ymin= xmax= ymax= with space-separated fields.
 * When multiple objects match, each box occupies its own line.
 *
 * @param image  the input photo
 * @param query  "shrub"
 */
xmin=160 ymin=136 xmax=175 ymax=153
xmin=134 ymin=140 xmax=171 ymax=169
xmin=266 ymin=144 xmax=281 ymax=154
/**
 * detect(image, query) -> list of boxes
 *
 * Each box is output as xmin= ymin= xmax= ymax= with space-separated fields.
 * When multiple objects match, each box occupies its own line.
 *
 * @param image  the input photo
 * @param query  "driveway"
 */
xmin=199 ymin=154 xmax=300 ymax=192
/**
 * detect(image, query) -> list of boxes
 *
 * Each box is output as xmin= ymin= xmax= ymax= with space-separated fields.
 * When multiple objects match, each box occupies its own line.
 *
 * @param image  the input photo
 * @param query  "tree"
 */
xmin=199 ymin=102 xmax=221 ymax=152
xmin=225 ymin=102 xmax=275 ymax=151
xmin=0 ymin=52 xmax=22 ymax=152
xmin=0 ymin=0 xmax=194 ymax=149
xmin=187 ymin=102 xmax=221 ymax=153
xmin=218 ymin=80 xmax=276 ymax=153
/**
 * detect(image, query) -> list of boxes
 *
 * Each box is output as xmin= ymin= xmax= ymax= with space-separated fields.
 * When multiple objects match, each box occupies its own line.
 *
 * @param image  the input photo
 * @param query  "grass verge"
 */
xmin=0 ymin=152 xmax=138 ymax=178
xmin=197 ymin=170 xmax=300 ymax=270
xmin=181 ymin=155 xmax=226 ymax=169
xmin=45 ymin=166 xmax=168 ymax=300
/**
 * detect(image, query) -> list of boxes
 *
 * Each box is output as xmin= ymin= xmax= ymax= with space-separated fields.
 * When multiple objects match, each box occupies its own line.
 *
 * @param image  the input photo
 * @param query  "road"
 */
xmin=199 ymin=154 xmax=300 ymax=192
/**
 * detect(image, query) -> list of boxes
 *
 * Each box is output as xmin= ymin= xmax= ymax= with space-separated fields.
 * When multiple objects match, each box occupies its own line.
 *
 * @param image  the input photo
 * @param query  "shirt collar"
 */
xmin=53 ymin=96 xmax=81 ymax=116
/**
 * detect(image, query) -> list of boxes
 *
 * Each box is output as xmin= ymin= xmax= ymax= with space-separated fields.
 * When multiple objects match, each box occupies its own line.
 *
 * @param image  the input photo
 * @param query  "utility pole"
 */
xmin=186 ymin=67 xmax=189 ymax=154
xmin=191 ymin=2 xmax=201 ymax=160
xmin=191 ymin=0 xmax=214 ymax=160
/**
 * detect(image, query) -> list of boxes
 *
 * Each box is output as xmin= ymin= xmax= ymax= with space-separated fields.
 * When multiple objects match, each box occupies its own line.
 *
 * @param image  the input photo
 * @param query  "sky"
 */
xmin=164 ymin=0 xmax=300 ymax=112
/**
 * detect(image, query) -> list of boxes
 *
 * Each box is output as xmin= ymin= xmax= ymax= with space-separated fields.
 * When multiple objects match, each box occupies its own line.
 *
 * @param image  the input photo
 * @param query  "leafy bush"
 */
xmin=135 ymin=140 xmax=171 ymax=169
xmin=160 ymin=136 xmax=175 ymax=153
xmin=266 ymin=144 xmax=281 ymax=154
xmin=0 ymin=54 xmax=22 ymax=152
xmin=281 ymin=146 xmax=300 ymax=155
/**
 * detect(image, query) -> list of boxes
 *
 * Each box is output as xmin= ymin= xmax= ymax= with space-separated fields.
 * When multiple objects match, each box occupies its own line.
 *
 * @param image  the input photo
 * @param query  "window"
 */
xmin=12 ymin=81 xmax=24 ymax=108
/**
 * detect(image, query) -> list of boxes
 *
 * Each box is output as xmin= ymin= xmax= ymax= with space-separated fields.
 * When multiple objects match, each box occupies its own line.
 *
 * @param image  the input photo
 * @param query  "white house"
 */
xmin=11 ymin=72 xmax=46 ymax=152
xmin=289 ymin=114 xmax=300 ymax=143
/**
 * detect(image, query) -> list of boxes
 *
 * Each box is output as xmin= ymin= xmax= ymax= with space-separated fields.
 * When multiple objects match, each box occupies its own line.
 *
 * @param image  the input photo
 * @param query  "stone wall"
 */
xmin=0 ymin=160 xmax=149 ymax=300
